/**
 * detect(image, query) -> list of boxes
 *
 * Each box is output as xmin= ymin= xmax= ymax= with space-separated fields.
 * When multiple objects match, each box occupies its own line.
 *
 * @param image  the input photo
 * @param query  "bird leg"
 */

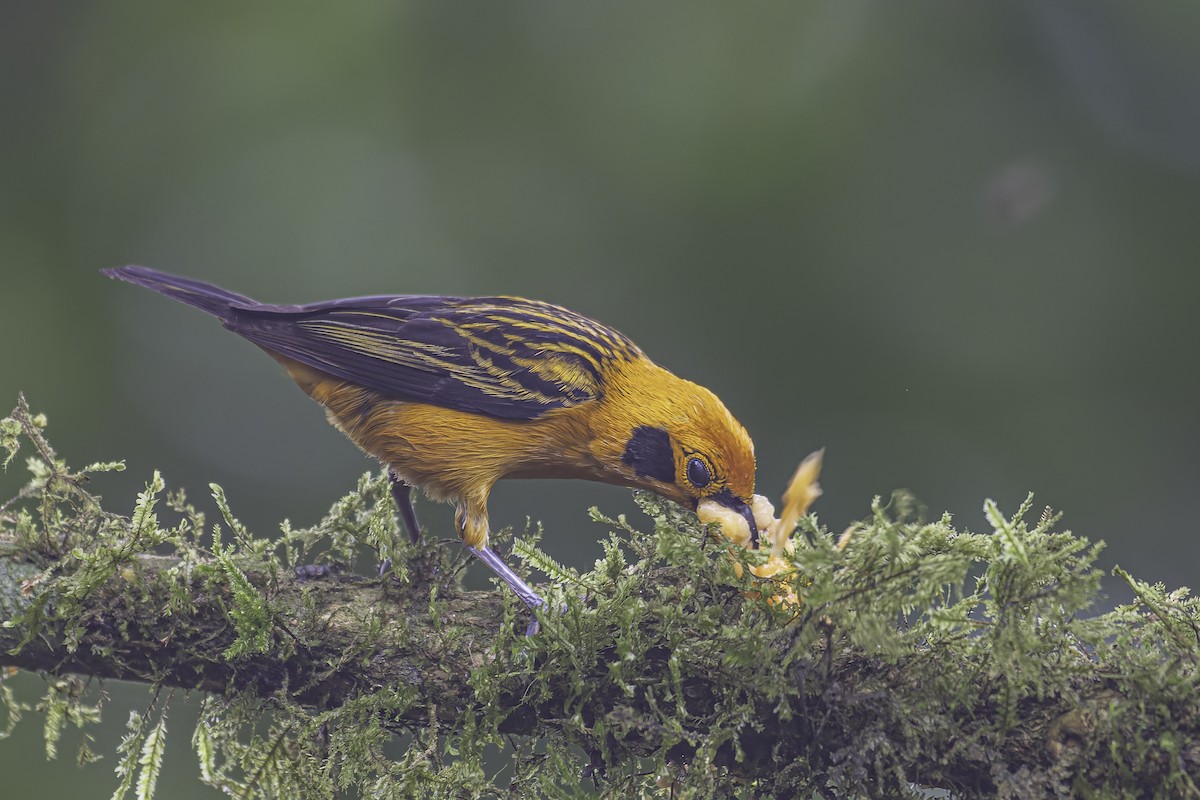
xmin=457 ymin=502 xmax=546 ymax=636
xmin=380 ymin=470 xmax=423 ymax=577
xmin=470 ymin=546 xmax=545 ymax=609
xmin=388 ymin=470 xmax=422 ymax=544
xmin=470 ymin=546 xmax=546 ymax=637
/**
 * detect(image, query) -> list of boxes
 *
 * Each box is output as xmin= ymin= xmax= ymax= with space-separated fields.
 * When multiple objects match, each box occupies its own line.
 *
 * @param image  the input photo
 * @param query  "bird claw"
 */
xmin=469 ymin=545 xmax=552 ymax=636
xmin=521 ymin=597 xmax=573 ymax=637
xmin=294 ymin=563 xmax=343 ymax=579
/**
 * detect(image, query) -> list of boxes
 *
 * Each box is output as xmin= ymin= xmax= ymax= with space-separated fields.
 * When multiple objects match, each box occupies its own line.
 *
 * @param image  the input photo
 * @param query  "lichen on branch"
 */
xmin=0 ymin=395 xmax=1198 ymax=799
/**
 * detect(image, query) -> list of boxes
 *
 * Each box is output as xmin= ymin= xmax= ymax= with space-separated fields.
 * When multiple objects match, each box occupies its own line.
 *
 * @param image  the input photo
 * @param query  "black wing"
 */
xmin=104 ymin=265 xmax=641 ymax=421
xmin=230 ymin=295 xmax=641 ymax=419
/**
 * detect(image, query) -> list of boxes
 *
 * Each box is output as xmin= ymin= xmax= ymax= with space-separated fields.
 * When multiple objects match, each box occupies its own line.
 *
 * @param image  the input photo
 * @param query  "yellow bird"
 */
xmin=103 ymin=266 xmax=757 ymax=623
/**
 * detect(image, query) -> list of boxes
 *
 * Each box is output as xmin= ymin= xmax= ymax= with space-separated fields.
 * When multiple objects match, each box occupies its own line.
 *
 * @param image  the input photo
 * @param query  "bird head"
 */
xmin=600 ymin=362 xmax=759 ymax=544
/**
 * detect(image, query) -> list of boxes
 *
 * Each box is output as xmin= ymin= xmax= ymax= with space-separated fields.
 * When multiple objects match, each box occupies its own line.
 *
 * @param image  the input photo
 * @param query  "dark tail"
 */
xmin=102 ymin=266 xmax=257 ymax=320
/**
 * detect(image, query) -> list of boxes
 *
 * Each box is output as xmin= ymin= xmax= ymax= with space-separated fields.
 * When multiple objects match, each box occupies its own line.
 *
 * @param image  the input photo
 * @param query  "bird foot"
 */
xmin=294 ymin=563 xmax=343 ymax=579
xmin=524 ymin=609 xmax=543 ymax=637
xmin=470 ymin=545 xmax=548 ymax=636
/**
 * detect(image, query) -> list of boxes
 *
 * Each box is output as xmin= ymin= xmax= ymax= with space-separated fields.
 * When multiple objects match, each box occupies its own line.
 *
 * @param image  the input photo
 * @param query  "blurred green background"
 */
xmin=3 ymin=2 xmax=1200 ymax=796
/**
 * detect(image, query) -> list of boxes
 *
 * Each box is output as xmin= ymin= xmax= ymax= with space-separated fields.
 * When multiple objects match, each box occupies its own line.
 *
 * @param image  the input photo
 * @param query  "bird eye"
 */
xmin=686 ymin=457 xmax=711 ymax=488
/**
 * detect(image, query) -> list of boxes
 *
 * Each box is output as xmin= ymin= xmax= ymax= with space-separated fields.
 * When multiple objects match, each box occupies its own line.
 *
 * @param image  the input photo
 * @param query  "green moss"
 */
xmin=1 ymin=395 xmax=1198 ymax=799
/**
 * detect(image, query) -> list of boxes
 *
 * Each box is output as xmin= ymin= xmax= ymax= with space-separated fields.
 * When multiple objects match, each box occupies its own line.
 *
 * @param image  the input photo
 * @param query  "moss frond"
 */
xmin=1 ymin=396 xmax=1198 ymax=799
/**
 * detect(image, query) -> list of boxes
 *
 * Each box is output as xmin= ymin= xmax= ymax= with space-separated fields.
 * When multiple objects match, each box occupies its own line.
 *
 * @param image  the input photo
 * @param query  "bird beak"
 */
xmin=717 ymin=494 xmax=759 ymax=549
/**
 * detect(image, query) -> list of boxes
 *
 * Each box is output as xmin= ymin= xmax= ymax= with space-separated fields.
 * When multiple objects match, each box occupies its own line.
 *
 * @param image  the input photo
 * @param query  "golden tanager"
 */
xmin=103 ymin=266 xmax=758 ymax=625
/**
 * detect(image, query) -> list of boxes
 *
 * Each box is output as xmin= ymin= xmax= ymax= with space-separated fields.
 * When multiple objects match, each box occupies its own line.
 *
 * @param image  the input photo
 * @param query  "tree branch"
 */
xmin=0 ymin=544 xmax=506 ymax=718
xmin=2 ymin=396 xmax=1198 ymax=799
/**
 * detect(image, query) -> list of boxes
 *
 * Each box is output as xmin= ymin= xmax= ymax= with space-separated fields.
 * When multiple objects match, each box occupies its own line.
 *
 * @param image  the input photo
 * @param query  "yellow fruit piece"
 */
xmin=696 ymin=499 xmax=752 ymax=547
xmin=750 ymin=495 xmax=776 ymax=535
xmin=697 ymin=449 xmax=824 ymax=606
xmin=768 ymin=449 xmax=823 ymax=555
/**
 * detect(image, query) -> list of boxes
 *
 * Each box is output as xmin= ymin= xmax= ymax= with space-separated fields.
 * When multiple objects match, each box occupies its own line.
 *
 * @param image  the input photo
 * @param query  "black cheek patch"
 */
xmin=621 ymin=426 xmax=676 ymax=483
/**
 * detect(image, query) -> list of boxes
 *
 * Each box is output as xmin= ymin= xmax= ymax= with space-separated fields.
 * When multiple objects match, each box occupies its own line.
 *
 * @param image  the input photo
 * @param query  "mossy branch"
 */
xmin=1 ymin=395 xmax=1198 ymax=799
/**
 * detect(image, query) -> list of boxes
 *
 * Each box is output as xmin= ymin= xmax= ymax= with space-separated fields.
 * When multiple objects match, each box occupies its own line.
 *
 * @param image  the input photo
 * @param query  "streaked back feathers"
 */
xmin=105 ymin=266 xmax=641 ymax=420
